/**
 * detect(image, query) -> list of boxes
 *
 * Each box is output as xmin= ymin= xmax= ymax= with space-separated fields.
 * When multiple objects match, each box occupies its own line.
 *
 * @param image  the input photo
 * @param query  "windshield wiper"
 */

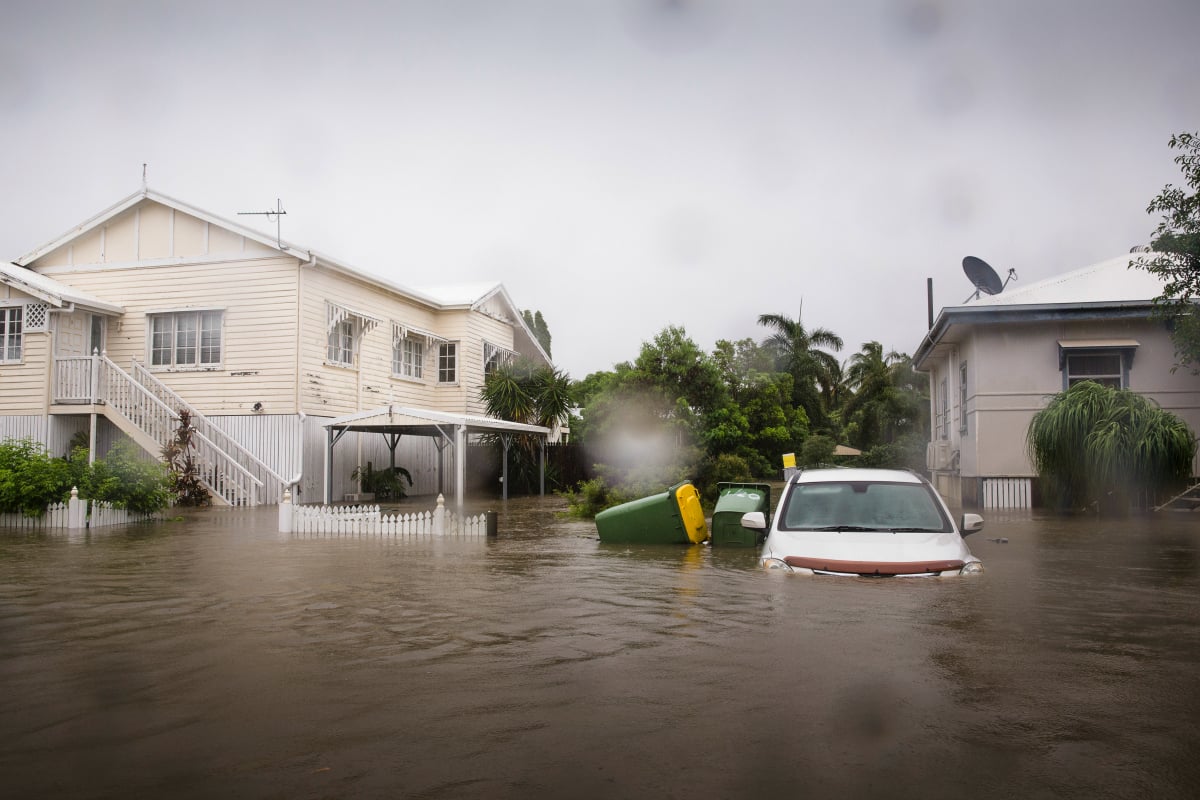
xmin=811 ymin=525 xmax=881 ymax=532
xmin=887 ymin=527 xmax=944 ymax=533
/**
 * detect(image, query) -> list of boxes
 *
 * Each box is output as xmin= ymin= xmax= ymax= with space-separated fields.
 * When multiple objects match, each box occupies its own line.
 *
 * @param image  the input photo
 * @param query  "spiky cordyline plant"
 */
xmin=479 ymin=359 xmax=573 ymax=493
xmin=1026 ymin=381 xmax=1196 ymax=511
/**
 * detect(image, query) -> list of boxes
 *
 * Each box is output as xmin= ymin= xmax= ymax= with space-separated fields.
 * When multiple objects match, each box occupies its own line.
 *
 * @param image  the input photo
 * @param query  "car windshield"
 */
xmin=780 ymin=481 xmax=950 ymax=532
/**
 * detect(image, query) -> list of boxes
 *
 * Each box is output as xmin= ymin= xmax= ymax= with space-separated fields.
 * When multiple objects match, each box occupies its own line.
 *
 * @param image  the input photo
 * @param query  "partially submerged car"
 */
xmin=743 ymin=468 xmax=984 ymax=577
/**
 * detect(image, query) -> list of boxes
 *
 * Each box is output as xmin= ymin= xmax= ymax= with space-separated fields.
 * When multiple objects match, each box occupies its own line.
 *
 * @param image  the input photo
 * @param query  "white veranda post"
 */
xmin=455 ymin=423 xmax=467 ymax=511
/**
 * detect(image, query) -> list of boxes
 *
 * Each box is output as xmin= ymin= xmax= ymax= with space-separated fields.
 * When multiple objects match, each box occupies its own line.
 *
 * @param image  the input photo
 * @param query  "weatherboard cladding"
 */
xmin=297 ymin=267 xmax=485 ymax=416
xmin=31 ymin=253 xmax=302 ymax=416
xmin=0 ymin=335 xmax=49 ymax=415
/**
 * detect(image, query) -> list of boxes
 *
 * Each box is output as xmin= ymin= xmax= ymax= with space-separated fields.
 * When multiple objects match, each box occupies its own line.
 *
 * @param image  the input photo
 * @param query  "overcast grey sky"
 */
xmin=2 ymin=0 xmax=1198 ymax=378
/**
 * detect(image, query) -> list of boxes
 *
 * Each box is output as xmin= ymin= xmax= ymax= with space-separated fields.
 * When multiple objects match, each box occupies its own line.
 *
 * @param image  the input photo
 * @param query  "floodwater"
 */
xmin=2 ymin=497 xmax=1199 ymax=800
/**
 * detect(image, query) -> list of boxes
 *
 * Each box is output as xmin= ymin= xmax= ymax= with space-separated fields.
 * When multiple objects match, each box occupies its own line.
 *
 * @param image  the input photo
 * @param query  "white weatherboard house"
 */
xmin=913 ymin=253 xmax=1200 ymax=509
xmin=0 ymin=188 xmax=553 ymax=506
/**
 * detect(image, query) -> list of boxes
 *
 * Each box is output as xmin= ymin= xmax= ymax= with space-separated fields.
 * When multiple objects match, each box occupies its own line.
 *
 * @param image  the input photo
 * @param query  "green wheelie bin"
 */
xmin=710 ymin=482 xmax=772 ymax=546
xmin=595 ymin=481 xmax=709 ymax=544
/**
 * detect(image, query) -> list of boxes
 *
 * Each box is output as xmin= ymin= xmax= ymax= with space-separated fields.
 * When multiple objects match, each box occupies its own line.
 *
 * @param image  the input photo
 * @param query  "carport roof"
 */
xmin=323 ymin=405 xmax=551 ymax=437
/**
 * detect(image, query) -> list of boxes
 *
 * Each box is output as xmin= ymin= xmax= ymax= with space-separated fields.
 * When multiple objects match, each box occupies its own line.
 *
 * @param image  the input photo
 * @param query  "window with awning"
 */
xmin=326 ymin=303 xmax=382 ymax=368
xmin=483 ymin=340 xmax=517 ymax=375
xmin=391 ymin=322 xmax=448 ymax=380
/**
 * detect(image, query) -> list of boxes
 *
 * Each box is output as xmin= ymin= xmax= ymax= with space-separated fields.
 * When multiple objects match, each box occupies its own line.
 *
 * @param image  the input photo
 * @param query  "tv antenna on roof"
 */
xmin=238 ymin=198 xmax=288 ymax=250
xmin=962 ymin=255 xmax=1016 ymax=302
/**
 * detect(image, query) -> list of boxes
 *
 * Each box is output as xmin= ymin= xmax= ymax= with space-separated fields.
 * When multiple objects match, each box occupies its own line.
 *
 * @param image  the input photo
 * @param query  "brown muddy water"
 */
xmin=2 ymin=496 xmax=1200 ymax=800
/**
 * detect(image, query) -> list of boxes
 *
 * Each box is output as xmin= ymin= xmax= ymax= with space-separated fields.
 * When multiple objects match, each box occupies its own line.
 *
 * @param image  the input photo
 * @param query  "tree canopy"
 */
xmin=522 ymin=309 xmax=553 ymax=358
xmin=757 ymin=310 xmax=843 ymax=429
xmin=1134 ymin=131 xmax=1200 ymax=369
xmin=566 ymin=319 xmax=929 ymax=511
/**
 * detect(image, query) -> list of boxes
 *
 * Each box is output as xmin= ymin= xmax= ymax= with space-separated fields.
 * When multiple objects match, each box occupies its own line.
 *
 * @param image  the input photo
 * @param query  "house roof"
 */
xmin=967 ymin=253 xmax=1164 ymax=307
xmin=913 ymin=253 xmax=1168 ymax=371
xmin=12 ymin=187 xmax=552 ymax=365
xmin=13 ymin=187 xmax=491 ymax=311
xmin=417 ymin=282 xmax=506 ymax=308
xmin=0 ymin=261 xmax=125 ymax=314
xmin=418 ymin=282 xmax=553 ymax=366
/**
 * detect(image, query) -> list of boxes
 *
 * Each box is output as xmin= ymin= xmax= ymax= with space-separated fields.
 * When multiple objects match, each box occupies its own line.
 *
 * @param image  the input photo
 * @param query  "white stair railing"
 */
xmin=52 ymin=352 xmax=264 ymax=506
xmin=130 ymin=360 xmax=291 ymax=503
xmin=53 ymin=357 xmax=93 ymax=402
xmin=97 ymin=357 xmax=182 ymax=449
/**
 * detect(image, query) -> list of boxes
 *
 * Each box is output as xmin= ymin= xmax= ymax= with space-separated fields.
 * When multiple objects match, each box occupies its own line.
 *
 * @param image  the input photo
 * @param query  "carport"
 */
xmin=322 ymin=405 xmax=551 ymax=508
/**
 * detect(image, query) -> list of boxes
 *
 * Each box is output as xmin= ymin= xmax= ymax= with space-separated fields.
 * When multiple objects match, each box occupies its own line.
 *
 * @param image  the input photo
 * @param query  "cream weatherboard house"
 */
xmin=913 ymin=253 xmax=1200 ymax=509
xmin=0 ymin=188 xmax=553 ymax=506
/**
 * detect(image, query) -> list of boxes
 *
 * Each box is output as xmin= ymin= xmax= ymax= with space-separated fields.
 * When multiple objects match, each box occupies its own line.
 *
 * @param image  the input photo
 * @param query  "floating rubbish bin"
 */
xmin=595 ymin=481 xmax=709 ymax=544
xmin=710 ymin=482 xmax=772 ymax=547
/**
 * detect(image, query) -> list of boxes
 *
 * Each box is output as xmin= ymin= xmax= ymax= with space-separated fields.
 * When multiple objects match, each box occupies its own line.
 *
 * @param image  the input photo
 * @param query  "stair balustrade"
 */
xmin=129 ymin=361 xmax=291 ymax=503
xmin=51 ymin=352 xmax=267 ymax=506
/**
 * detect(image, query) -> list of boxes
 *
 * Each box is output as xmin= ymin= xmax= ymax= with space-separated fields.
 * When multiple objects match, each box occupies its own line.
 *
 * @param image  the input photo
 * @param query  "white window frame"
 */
xmin=937 ymin=376 xmax=950 ymax=440
xmin=959 ymin=361 xmax=968 ymax=434
xmin=1058 ymin=341 xmax=1137 ymax=391
xmin=392 ymin=333 xmax=425 ymax=380
xmin=438 ymin=341 xmax=459 ymax=384
xmin=0 ymin=304 xmax=23 ymax=364
xmin=327 ymin=317 xmax=355 ymax=367
xmin=147 ymin=309 xmax=224 ymax=370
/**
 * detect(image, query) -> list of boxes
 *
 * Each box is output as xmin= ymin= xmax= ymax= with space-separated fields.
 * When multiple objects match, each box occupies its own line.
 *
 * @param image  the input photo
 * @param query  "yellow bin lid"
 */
xmin=673 ymin=482 xmax=709 ymax=544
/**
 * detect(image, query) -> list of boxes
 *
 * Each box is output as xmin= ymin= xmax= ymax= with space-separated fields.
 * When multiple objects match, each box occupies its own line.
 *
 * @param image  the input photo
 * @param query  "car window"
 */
xmin=781 ymin=481 xmax=950 ymax=531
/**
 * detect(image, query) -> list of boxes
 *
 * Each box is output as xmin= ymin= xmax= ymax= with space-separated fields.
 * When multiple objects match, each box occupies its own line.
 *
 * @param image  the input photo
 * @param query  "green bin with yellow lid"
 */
xmin=595 ymin=481 xmax=709 ymax=544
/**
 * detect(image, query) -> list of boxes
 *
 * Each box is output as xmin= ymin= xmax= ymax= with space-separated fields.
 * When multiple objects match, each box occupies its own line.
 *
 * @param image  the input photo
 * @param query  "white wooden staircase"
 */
xmin=53 ymin=352 xmax=291 ymax=506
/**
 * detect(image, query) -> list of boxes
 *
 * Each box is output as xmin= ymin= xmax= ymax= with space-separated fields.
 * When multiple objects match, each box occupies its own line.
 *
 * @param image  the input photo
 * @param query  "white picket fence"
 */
xmin=280 ymin=492 xmax=493 ymax=537
xmin=0 ymin=488 xmax=160 ymax=531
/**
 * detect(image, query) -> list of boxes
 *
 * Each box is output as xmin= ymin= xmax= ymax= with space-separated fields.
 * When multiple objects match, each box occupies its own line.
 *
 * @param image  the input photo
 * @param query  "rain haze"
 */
xmin=2 ymin=0 xmax=1198 ymax=379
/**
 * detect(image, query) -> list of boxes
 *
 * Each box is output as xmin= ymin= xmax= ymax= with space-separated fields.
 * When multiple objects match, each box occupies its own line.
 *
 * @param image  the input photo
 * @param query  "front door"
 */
xmin=56 ymin=312 xmax=105 ymax=358
xmin=56 ymin=312 xmax=88 ymax=358
xmin=54 ymin=312 xmax=105 ymax=403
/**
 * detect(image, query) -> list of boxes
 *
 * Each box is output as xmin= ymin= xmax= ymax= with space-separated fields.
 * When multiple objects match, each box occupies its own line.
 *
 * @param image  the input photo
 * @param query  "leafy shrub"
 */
xmin=0 ymin=439 xmax=72 ymax=516
xmin=800 ymin=434 xmax=836 ymax=466
xmin=1027 ymin=381 xmax=1196 ymax=511
xmin=566 ymin=477 xmax=615 ymax=518
xmin=85 ymin=440 xmax=172 ymax=514
xmin=854 ymin=435 xmax=929 ymax=472
xmin=695 ymin=453 xmax=754 ymax=505
xmin=1 ymin=437 xmax=173 ymax=517
xmin=351 ymin=462 xmax=414 ymax=500
xmin=566 ymin=452 xmax=724 ymax=518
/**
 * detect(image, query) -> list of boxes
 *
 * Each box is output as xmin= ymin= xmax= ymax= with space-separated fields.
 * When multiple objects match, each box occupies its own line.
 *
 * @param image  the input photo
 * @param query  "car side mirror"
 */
xmin=741 ymin=511 xmax=766 ymax=530
xmin=960 ymin=513 xmax=984 ymax=536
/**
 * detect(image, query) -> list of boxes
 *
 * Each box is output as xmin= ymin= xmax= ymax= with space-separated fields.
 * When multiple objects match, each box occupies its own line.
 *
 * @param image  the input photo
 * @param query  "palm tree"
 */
xmin=1027 ymin=381 xmax=1196 ymax=511
xmin=841 ymin=341 xmax=892 ymax=447
xmin=757 ymin=311 xmax=843 ymax=428
xmin=839 ymin=343 xmax=927 ymax=448
xmin=480 ymin=360 xmax=573 ymax=493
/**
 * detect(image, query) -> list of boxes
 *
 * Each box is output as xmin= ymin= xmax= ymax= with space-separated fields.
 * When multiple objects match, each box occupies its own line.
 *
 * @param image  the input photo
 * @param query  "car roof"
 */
xmin=792 ymin=468 xmax=924 ymax=485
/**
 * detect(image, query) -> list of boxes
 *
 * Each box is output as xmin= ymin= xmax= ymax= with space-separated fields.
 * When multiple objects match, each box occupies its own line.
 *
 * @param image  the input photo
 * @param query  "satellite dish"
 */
xmin=962 ymin=256 xmax=1016 ymax=302
xmin=963 ymin=256 xmax=1004 ymax=294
